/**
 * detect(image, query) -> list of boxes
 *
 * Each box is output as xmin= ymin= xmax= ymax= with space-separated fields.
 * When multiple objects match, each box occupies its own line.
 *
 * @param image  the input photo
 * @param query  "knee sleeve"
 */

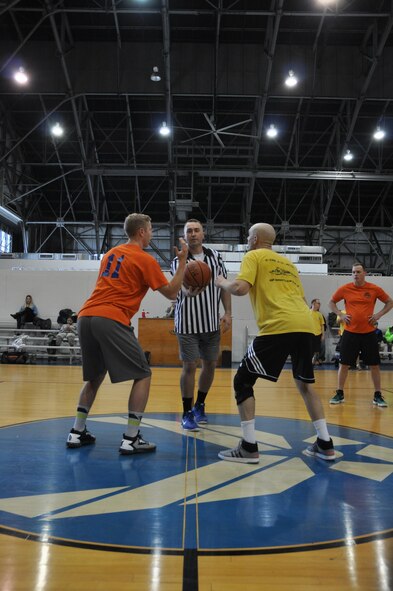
xmin=233 ymin=370 xmax=255 ymax=405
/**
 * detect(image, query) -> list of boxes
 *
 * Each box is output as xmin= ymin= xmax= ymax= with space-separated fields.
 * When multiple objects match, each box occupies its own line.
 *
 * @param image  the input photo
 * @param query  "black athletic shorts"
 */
xmin=339 ymin=330 xmax=380 ymax=366
xmin=238 ymin=332 xmax=315 ymax=384
xmin=312 ymin=334 xmax=322 ymax=354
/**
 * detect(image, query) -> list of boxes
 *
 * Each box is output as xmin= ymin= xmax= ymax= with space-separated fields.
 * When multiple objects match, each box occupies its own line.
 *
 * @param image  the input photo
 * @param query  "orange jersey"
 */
xmin=79 ymin=243 xmax=168 ymax=326
xmin=331 ymin=282 xmax=390 ymax=334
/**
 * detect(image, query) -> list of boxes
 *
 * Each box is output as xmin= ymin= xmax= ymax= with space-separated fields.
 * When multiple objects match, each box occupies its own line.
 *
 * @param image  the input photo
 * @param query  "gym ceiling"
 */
xmin=1 ymin=1 xmax=393 ymax=271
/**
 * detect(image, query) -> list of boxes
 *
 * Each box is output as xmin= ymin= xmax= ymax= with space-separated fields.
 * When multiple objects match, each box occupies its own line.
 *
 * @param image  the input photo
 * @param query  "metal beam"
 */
xmin=83 ymin=168 xmax=393 ymax=181
xmin=245 ymin=0 xmax=284 ymax=230
xmin=323 ymin=11 xmax=393 ymax=221
xmin=44 ymin=0 xmax=100 ymax=253
xmin=5 ymin=7 xmax=393 ymax=19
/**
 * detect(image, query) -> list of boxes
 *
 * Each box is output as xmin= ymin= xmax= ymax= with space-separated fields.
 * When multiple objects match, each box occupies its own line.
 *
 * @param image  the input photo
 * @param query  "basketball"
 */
xmin=183 ymin=260 xmax=212 ymax=290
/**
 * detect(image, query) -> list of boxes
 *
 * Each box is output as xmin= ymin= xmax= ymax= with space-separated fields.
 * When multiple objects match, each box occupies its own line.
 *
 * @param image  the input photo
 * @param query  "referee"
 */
xmin=171 ymin=219 xmax=232 ymax=431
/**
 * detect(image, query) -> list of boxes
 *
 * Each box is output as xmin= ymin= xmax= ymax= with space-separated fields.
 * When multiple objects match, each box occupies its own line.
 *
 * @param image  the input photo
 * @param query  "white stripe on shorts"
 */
xmin=245 ymin=341 xmax=267 ymax=376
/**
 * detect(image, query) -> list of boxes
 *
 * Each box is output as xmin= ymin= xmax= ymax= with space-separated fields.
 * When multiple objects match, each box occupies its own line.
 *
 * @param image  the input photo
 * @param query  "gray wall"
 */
xmin=1 ymin=259 xmax=393 ymax=362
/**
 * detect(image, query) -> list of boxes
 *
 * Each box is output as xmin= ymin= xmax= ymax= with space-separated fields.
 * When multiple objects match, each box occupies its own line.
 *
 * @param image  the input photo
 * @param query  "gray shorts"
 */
xmin=78 ymin=316 xmax=151 ymax=383
xmin=176 ymin=331 xmax=220 ymax=362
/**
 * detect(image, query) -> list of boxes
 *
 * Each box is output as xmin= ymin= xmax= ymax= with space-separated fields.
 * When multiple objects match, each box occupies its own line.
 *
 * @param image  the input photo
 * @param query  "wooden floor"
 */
xmin=0 ymin=363 xmax=392 ymax=591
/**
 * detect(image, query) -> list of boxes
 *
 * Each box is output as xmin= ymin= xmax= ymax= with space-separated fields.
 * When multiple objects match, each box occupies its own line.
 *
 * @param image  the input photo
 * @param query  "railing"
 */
xmin=0 ymin=327 xmax=81 ymax=365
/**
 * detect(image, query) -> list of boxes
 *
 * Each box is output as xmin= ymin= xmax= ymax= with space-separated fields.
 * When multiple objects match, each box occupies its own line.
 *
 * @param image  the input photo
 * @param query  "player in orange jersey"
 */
xmin=329 ymin=263 xmax=393 ymax=407
xmin=67 ymin=213 xmax=188 ymax=454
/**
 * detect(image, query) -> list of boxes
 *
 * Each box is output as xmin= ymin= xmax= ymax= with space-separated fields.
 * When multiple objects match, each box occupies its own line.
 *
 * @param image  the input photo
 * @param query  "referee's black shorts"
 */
xmin=339 ymin=330 xmax=380 ymax=366
xmin=237 ymin=332 xmax=315 ymax=385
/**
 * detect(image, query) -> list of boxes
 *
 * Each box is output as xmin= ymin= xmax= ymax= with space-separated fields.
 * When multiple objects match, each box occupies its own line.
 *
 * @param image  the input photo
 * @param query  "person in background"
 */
xmin=47 ymin=316 xmax=78 ymax=360
xmin=333 ymin=308 xmax=346 ymax=368
xmin=164 ymin=300 xmax=176 ymax=319
xmin=215 ymin=222 xmax=335 ymax=463
xmin=11 ymin=295 xmax=38 ymax=329
xmin=171 ymin=219 xmax=232 ymax=431
xmin=383 ymin=326 xmax=393 ymax=359
xmin=374 ymin=322 xmax=383 ymax=344
xmin=310 ymin=298 xmax=325 ymax=365
xmin=56 ymin=316 xmax=78 ymax=348
xmin=66 ymin=213 xmax=188 ymax=454
xmin=329 ymin=263 xmax=393 ymax=407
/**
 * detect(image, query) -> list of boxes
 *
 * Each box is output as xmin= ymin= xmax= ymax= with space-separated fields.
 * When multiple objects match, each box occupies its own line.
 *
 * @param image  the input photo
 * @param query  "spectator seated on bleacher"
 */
xmin=57 ymin=308 xmax=77 ymax=325
xmin=47 ymin=316 xmax=77 ymax=358
xmin=10 ymin=294 xmax=52 ymax=330
xmin=10 ymin=295 xmax=38 ymax=329
xmin=56 ymin=317 xmax=77 ymax=347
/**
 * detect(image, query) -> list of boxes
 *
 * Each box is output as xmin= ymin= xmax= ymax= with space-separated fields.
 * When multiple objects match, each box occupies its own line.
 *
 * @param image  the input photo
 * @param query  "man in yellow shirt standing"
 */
xmin=216 ymin=223 xmax=335 ymax=463
xmin=310 ymin=298 xmax=325 ymax=365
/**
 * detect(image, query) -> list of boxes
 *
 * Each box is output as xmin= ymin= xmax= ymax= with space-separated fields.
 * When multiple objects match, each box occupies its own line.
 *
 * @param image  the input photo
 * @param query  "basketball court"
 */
xmin=1 ymin=363 xmax=392 ymax=590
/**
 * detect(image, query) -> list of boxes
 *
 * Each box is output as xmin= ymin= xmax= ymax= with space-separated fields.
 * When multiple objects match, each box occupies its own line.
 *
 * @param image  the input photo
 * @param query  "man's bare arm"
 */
xmin=216 ymin=275 xmax=251 ymax=296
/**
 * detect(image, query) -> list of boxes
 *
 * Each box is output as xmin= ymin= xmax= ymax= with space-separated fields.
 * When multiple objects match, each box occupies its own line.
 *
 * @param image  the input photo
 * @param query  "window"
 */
xmin=0 ymin=228 xmax=12 ymax=253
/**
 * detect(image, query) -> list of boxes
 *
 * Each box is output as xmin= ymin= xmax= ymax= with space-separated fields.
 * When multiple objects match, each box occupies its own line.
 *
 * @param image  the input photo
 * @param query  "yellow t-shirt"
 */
xmin=237 ymin=249 xmax=314 ymax=336
xmin=338 ymin=309 xmax=346 ymax=336
xmin=311 ymin=310 xmax=325 ymax=336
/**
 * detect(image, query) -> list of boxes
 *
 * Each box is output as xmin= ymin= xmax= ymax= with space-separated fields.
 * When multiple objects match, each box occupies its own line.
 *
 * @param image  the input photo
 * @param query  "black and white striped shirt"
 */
xmin=171 ymin=247 xmax=228 ymax=334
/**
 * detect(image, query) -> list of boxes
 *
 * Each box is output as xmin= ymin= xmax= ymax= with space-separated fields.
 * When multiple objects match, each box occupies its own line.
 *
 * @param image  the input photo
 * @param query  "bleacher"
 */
xmin=0 ymin=324 xmax=81 ymax=365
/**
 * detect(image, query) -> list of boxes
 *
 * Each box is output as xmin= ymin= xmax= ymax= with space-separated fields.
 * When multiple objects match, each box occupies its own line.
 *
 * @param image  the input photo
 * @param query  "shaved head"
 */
xmin=247 ymin=223 xmax=276 ymax=250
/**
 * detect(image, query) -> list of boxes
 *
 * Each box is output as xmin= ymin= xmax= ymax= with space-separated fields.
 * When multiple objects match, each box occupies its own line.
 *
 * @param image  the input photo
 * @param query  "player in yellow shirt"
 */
xmin=216 ymin=223 xmax=335 ymax=463
xmin=310 ymin=298 xmax=325 ymax=365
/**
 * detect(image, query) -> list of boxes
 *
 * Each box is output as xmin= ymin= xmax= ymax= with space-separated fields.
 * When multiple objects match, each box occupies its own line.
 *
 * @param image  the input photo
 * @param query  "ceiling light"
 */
xmin=285 ymin=70 xmax=298 ymax=87
xmin=14 ymin=67 xmax=28 ymax=85
xmin=159 ymin=121 xmax=170 ymax=136
xmin=266 ymin=124 xmax=278 ymax=138
xmin=150 ymin=66 xmax=161 ymax=82
xmin=373 ymin=127 xmax=385 ymax=141
xmin=51 ymin=122 xmax=64 ymax=137
xmin=343 ymin=149 xmax=353 ymax=161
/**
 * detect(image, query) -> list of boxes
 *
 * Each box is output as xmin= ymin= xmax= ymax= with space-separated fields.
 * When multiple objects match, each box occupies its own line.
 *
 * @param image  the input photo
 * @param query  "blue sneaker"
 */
xmin=181 ymin=410 xmax=199 ymax=431
xmin=192 ymin=402 xmax=208 ymax=424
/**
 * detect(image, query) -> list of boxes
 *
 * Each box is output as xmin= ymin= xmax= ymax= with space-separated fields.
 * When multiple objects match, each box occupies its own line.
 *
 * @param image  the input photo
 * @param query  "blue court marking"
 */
xmin=0 ymin=413 xmax=392 ymax=554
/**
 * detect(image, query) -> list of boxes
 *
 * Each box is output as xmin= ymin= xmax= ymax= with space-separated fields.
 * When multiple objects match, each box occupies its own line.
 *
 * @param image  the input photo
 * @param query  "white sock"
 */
xmin=241 ymin=419 xmax=256 ymax=444
xmin=313 ymin=419 xmax=330 ymax=442
xmin=73 ymin=406 xmax=89 ymax=431
xmin=126 ymin=412 xmax=142 ymax=438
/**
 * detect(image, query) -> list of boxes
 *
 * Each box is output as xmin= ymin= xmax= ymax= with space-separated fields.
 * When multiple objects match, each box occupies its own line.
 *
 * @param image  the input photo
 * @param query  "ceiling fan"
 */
xmin=181 ymin=113 xmax=256 ymax=147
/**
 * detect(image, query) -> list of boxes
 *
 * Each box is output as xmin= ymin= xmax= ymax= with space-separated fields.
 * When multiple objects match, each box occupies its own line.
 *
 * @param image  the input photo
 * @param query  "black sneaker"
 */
xmin=373 ymin=392 xmax=388 ymax=408
xmin=119 ymin=431 xmax=156 ymax=455
xmin=303 ymin=437 xmax=335 ymax=461
xmin=67 ymin=427 xmax=96 ymax=448
xmin=329 ymin=390 xmax=344 ymax=404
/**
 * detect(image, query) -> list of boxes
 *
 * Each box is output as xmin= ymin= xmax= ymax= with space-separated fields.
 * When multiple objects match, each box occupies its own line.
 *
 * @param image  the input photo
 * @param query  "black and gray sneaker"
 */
xmin=329 ymin=390 xmax=344 ymax=404
xmin=67 ymin=427 xmax=96 ymax=448
xmin=373 ymin=392 xmax=388 ymax=407
xmin=218 ymin=439 xmax=259 ymax=464
xmin=303 ymin=437 xmax=335 ymax=461
xmin=119 ymin=431 xmax=157 ymax=455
